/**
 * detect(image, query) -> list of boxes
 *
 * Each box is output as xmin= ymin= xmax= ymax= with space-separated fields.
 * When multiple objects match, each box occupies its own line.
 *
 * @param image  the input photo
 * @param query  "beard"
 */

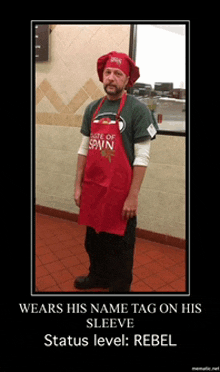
xmin=104 ymin=84 xmax=124 ymax=96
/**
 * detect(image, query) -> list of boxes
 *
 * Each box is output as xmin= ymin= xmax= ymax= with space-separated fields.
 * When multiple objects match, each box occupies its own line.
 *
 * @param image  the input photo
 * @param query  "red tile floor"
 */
xmin=35 ymin=213 xmax=186 ymax=293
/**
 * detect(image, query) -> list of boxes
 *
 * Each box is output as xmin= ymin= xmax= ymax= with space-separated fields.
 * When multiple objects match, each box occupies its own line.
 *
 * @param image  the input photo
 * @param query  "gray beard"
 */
xmin=104 ymin=84 xmax=124 ymax=97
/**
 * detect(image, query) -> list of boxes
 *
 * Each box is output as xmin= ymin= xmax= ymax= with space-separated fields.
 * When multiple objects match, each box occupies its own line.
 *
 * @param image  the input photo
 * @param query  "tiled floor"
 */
xmin=35 ymin=213 xmax=186 ymax=293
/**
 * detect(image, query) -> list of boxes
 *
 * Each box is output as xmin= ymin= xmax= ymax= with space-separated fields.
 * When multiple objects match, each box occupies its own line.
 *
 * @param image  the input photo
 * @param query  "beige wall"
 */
xmin=35 ymin=24 xmax=185 ymax=240
xmin=138 ymin=135 xmax=185 ymax=239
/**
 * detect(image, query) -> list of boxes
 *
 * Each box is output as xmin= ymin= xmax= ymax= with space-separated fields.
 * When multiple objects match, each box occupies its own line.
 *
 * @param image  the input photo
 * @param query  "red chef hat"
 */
xmin=97 ymin=51 xmax=140 ymax=88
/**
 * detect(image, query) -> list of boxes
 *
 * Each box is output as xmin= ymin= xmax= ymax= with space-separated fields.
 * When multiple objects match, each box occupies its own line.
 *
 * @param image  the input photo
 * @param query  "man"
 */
xmin=74 ymin=51 xmax=158 ymax=292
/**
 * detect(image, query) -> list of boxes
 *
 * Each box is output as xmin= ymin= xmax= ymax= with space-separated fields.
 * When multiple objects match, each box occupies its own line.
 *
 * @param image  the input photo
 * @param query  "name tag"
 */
xmin=147 ymin=123 xmax=157 ymax=138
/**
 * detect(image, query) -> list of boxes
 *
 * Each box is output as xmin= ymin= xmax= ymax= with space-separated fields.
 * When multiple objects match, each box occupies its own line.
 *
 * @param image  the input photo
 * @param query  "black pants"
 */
xmin=85 ymin=217 xmax=137 ymax=291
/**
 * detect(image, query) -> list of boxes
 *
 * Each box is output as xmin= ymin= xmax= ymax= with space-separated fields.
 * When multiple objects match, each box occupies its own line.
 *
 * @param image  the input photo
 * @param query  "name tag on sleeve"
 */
xmin=147 ymin=123 xmax=157 ymax=138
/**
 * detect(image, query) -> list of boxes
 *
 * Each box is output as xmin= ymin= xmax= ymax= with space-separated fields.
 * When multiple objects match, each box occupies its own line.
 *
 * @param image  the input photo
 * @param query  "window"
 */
xmin=129 ymin=23 xmax=188 ymax=135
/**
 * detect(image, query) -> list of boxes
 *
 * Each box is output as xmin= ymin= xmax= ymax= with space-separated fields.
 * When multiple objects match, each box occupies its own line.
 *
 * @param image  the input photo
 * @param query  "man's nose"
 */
xmin=108 ymin=72 xmax=115 ymax=81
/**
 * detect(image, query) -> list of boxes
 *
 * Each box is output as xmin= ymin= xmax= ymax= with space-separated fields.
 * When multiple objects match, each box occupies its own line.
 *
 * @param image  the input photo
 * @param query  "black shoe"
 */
xmin=74 ymin=275 xmax=109 ymax=290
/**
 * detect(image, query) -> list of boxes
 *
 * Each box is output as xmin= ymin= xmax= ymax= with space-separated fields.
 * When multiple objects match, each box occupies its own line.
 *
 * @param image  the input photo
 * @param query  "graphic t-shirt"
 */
xmin=80 ymin=94 xmax=159 ymax=166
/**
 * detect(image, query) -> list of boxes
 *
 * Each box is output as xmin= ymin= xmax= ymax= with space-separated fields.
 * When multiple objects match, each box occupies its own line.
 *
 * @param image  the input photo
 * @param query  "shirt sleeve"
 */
xmin=78 ymin=135 xmax=90 ymax=156
xmin=132 ymin=100 xmax=159 ymax=143
xmin=80 ymin=104 xmax=92 ymax=137
xmin=133 ymin=139 xmax=151 ymax=166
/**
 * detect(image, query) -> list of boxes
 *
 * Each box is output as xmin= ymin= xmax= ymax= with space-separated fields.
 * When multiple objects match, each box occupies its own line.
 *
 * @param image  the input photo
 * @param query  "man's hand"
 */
xmin=121 ymin=166 xmax=147 ymax=220
xmin=122 ymin=194 xmax=138 ymax=220
xmin=74 ymin=185 xmax=82 ymax=207
xmin=74 ymin=154 xmax=87 ymax=208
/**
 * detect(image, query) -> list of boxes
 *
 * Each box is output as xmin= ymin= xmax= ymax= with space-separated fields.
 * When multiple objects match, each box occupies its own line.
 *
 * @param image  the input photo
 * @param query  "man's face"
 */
xmin=103 ymin=67 xmax=129 ymax=96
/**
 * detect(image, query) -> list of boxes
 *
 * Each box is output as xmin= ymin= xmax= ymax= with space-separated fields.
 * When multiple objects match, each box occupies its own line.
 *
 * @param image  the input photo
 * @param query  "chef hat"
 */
xmin=97 ymin=51 xmax=140 ymax=88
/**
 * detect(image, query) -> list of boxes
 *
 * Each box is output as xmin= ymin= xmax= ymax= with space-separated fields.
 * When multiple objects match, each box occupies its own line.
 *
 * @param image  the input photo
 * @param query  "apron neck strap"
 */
xmin=92 ymin=96 xmax=107 ymax=122
xmin=92 ymin=92 xmax=127 ymax=122
xmin=116 ymin=92 xmax=127 ymax=121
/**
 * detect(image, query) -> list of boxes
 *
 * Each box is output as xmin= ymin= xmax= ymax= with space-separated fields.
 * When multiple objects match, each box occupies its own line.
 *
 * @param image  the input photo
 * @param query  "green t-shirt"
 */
xmin=80 ymin=94 xmax=159 ymax=166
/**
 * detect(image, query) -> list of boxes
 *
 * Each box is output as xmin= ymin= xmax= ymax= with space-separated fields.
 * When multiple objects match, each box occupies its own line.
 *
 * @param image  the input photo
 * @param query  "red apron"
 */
xmin=78 ymin=93 xmax=132 ymax=236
